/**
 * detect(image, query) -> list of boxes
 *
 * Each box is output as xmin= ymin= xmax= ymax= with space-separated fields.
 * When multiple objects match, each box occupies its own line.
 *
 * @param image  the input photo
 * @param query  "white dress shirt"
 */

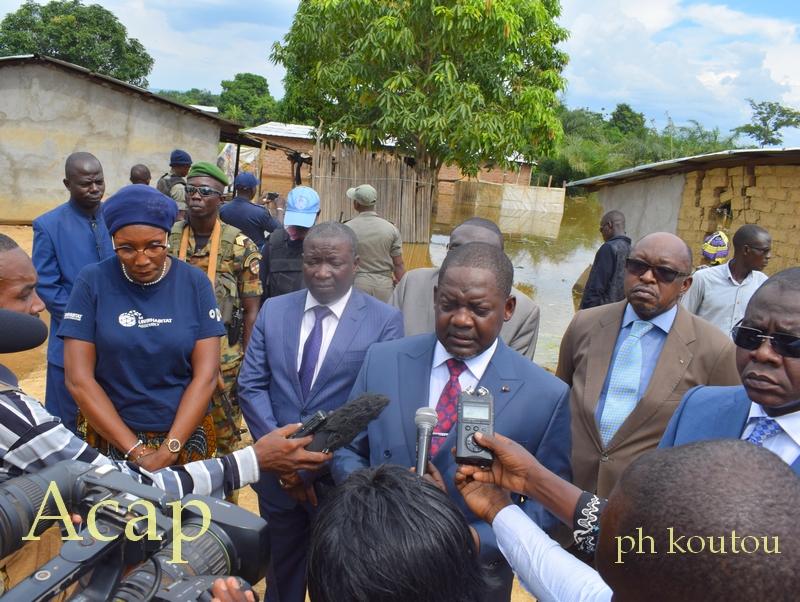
xmin=297 ymin=288 xmax=353 ymax=389
xmin=681 ymin=263 xmax=768 ymax=333
xmin=428 ymin=339 xmax=499 ymax=411
xmin=494 ymin=505 xmax=612 ymax=602
xmin=741 ymin=402 xmax=800 ymax=466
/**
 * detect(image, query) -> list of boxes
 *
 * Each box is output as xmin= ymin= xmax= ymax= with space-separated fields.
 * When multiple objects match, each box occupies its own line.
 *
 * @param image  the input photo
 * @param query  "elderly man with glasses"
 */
xmin=556 ymin=232 xmax=741 ymax=542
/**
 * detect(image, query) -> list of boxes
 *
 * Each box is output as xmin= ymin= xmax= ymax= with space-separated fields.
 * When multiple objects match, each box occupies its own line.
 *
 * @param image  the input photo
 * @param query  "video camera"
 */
xmin=0 ymin=460 xmax=269 ymax=601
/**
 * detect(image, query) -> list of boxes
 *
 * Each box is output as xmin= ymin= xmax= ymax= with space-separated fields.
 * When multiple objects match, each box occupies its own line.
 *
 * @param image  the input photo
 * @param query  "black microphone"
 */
xmin=0 ymin=309 xmax=48 ymax=354
xmin=304 ymin=392 xmax=391 ymax=453
xmin=415 ymin=407 xmax=438 ymax=475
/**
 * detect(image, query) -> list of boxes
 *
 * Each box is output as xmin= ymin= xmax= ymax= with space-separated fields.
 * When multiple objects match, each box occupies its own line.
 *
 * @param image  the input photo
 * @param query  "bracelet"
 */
xmin=276 ymin=207 xmax=285 ymax=212
xmin=131 ymin=446 xmax=147 ymax=463
xmin=124 ymin=439 xmax=144 ymax=460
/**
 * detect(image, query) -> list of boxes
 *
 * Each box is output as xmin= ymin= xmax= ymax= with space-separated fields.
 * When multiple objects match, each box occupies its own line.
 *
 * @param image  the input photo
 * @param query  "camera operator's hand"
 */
xmin=253 ymin=424 xmax=331 ymax=475
xmin=211 ymin=577 xmax=255 ymax=602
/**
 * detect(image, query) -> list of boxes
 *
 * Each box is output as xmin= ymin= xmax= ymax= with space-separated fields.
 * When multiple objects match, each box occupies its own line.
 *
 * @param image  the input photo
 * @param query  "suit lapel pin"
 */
xmin=502 ymin=386 xmax=509 ymax=392
xmin=680 ymin=359 xmax=684 ymax=364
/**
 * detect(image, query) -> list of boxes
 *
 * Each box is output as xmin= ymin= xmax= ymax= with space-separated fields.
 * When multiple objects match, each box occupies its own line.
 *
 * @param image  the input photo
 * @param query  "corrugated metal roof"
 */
xmin=0 ymin=54 xmax=242 ymax=133
xmin=246 ymin=122 xmax=316 ymax=139
xmin=568 ymin=148 xmax=800 ymax=190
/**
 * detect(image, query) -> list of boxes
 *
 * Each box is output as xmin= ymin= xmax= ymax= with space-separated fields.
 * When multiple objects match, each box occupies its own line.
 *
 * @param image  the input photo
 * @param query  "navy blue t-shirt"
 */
xmin=58 ymin=257 xmax=225 ymax=431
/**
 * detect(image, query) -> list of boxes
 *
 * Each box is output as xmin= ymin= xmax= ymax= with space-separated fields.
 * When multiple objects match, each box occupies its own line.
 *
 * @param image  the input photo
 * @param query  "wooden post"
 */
xmin=548 ymin=175 xmax=553 ymax=188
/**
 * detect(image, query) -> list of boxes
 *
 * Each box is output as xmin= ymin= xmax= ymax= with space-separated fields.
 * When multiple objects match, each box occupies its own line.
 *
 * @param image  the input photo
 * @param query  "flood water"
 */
xmin=427 ymin=195 xmax=604 ymax=370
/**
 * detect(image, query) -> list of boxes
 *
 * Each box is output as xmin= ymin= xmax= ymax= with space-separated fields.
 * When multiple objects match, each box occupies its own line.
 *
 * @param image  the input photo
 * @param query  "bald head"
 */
xmin=625 ymin=233 xmax=693 ymax=319
xmin=129 ymin=164 xmax=151 ymax=186
xmin=63 ymin=152 xmax=105 ymax=215
xmin=633 ymin=233 xmax=692 ymax=272
xmin=65 ymin=152 xmax=101 ymax=179
xmin=597 ymin=439 xmax=800 ymax=601
xmin=600 ymin=211 xmax=626 ymax=241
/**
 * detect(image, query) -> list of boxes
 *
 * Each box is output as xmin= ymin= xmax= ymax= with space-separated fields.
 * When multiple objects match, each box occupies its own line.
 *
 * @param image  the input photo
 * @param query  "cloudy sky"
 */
xmin=2 ymin=0 xmax=799 ymax=147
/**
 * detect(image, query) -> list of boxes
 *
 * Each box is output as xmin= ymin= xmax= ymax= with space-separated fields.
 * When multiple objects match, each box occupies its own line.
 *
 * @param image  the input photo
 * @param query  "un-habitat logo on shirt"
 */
xmin=119 ymin=310 xmax=173 ymax=329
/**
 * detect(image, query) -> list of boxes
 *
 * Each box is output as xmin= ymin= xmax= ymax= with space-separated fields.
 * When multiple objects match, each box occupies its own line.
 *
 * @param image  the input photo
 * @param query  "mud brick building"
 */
xmin=570 ymin=149 xmax=800 ymax=274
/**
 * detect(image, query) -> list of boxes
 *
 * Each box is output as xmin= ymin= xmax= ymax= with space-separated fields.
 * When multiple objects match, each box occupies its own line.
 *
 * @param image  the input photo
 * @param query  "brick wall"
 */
xmin=676 ymin=164 xmax=800 ymax=273
xmin=437 ymin=163 xmax=533 ymax=195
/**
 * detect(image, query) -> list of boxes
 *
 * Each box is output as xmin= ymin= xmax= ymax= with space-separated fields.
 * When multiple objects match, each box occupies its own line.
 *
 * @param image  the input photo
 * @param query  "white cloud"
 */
xmin=560 ymin=0 xmax=800 ymax=146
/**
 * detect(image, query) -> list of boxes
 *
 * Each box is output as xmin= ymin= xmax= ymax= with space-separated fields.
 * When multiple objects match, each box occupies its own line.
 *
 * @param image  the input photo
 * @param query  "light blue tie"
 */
xmin=746 ymin=416 xmax=783 ymax=446
xmin=599 ymin=320 xmax=654 ymax=446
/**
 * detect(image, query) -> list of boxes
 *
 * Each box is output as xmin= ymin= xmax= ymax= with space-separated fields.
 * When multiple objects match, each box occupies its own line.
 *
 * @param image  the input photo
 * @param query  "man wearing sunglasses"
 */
xmin=580 ymin=211 xmax=631 ymax=310
xmin=681 ymin=224 xmax=771 ymax=334
xmin=661 ymin=267 xmax=800 ymax=474
xmin=558 ymin=232 xmax=740 ymax=507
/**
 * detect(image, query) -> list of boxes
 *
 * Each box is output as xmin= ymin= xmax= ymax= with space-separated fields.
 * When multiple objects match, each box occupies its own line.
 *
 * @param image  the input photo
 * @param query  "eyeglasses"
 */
xmin=599 ymin=222 xmax=611 ymax=232
xmin=731 ymin=324 xmax=800 ymax=359
xmin=185 ymin=185 xmax=222 ymax=197
xmin=113 ymin=237 xmax=168 ymax=260
xmin=625 ymin=258 xmax=690 ymax=284
xmin=748 ymin=246 xmax=771 ymax=254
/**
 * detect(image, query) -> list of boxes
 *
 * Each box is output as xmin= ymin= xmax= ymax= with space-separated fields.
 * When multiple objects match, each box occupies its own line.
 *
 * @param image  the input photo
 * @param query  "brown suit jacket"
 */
xmin=557 ymin=301 xmax=740 ymax=498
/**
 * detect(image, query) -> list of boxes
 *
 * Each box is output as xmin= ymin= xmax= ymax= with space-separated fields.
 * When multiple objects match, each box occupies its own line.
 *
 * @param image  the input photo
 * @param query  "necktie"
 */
xmin=430 ymin=359 xmax=468 ymax=456
xmin=746 ymin=416 xmax=783 ymax=446
xmin=599 ymin=320 xmax=654 ymax=446
xmin=298 ymin=306 xmax=332 ymax=401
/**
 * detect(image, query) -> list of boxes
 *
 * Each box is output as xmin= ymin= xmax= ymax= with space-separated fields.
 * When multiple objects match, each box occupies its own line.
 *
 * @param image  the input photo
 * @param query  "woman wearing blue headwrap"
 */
xmin=58 ymin=184 xmax=225 ymax=470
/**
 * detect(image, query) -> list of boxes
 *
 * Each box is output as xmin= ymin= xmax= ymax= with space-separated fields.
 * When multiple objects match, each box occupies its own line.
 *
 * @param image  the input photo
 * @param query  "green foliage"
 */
xmin=732 ymin=98 xmax=800 ymax=148
xmin=608 ymin=103 xmax=645 ymax=135
xmin=218 ymin=73 xmax=278 ymax=127
xmin=272 ymin=0 xmax=569 ymax=181
xmin=156 ymin=88 xmax=220 ymax=107
xmin=534 ymin=102 xmax=744 ymax=190
xmin=0 ymin=0 xmax=153 ymax=86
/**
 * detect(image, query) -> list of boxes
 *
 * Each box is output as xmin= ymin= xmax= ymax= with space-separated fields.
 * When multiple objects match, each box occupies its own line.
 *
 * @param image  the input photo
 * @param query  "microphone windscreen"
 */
xmin=414 ymin=407 xmax=438 ymax=428
xmin=0 ymin=310 xmax=48 ymax=354
xmin=305 ymin=392 xmax=391 ymax=452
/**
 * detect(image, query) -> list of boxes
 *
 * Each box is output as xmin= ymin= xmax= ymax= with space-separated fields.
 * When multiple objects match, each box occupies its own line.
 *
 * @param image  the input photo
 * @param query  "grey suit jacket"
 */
xmin=556 ymin=301 xmax=741 ymax=498
xmin=390 ymin=267 xmax=540 ymax=360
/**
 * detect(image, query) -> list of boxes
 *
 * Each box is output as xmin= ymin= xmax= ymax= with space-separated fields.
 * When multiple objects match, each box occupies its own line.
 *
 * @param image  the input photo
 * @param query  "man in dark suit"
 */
xmin=238 ymin=221 xmax=404 ymax=602
xmin=660 ymin=267 xmax=800 ymax=475
xmin=332 ymin=242 xmax=571 ymax=602
xmin=558 ymin=233 xmax=741 ymax=501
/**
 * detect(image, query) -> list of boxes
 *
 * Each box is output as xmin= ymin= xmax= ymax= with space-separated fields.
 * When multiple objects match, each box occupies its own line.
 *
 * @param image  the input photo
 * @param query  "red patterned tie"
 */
xmin=430 ymin=358 xmax=468 ymax=455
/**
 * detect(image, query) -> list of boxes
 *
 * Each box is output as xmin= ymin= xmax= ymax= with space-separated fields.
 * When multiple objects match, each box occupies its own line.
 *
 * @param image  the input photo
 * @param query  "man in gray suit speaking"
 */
xmin=391 ymin=217 xmax=540 ymax=360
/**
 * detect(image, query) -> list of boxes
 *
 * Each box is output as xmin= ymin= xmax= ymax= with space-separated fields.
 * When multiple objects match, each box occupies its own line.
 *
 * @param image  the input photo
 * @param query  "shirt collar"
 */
xmin=432 ymin=339 xmax=499 ymax=382
xmin=621 ymin=303 xmax=678 ymax=334
xmin=304 ymin=287 xmax=353 ymax=319
xmin=724 ymin=262 xmax=755 ymax=285
xmin=747 ymin=402 xmax=800 ymax=447
xmin=67 ymin=198 xmax=98 ymax=220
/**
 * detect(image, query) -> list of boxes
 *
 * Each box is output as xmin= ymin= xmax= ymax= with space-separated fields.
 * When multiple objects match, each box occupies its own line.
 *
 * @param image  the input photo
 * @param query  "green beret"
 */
xmin=187 ymin=161 xmax=229 ymax=186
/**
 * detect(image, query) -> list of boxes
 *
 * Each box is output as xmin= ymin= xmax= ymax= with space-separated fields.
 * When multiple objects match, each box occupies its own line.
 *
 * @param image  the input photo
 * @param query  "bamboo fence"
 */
xmin=312 ymin=142 xmax=434 ymax=243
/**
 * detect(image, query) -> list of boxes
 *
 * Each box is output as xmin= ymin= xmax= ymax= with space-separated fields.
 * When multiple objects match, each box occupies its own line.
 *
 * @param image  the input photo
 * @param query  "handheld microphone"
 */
xmin=0 ymin=310 xmax=48 ymax=354
xmin=414 ymin=407 xmax=438 ymax=475
xmin=303 ymin=392 xmax=391 ymax=453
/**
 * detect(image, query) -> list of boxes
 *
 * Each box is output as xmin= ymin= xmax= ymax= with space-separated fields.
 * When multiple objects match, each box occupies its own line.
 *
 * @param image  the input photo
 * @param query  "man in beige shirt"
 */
xmin=344 ymin=184 xmax=406 ymax=302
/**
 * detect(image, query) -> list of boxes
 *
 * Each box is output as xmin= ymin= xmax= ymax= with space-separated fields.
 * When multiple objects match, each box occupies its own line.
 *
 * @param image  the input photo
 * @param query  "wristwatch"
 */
xmin=166 ymin=438 xmax=181 ymax=454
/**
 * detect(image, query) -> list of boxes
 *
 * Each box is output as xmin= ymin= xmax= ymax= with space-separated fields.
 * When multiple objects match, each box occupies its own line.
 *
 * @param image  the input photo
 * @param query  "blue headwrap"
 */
xmin=103 ymin=184 xmax=179 ymax=235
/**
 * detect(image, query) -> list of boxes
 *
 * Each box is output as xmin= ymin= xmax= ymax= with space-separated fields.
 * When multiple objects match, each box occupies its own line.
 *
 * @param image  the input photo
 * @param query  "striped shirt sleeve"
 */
xmin=0 ymin=389 xmax=259 ymax=499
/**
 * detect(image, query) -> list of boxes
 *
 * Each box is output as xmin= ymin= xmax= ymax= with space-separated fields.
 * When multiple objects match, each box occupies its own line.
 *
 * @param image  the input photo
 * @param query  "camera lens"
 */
xmin=0 ymin=473 xmax=63 ymax=558
xmin=112 ymin=524 xmax=229 ymax=601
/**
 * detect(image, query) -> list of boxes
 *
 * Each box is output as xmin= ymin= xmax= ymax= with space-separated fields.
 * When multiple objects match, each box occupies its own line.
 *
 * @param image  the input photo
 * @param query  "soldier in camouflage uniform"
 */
xmin=168 ymin=163 xmax=262 ymax=503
